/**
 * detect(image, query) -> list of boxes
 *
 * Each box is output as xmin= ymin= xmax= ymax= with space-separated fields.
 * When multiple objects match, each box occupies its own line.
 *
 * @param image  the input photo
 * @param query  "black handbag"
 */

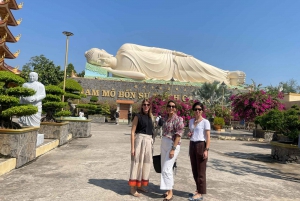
xmin=152 ymin=155 xmax=177 ymax=174
xmin=153 ymin=155 xmax=161 ymax=173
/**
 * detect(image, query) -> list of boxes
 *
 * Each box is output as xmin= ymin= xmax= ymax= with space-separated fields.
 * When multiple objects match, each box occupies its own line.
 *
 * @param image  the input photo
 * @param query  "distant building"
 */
xmin=0 ymin=0 xmax=22 ymax=74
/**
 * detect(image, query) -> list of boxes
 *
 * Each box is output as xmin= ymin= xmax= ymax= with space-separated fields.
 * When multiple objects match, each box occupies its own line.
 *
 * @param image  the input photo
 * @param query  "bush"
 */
xmin=213 ymin=117 xmax=225 ymax=126
xmin=0 ymin=71 xmax=38 ymax=128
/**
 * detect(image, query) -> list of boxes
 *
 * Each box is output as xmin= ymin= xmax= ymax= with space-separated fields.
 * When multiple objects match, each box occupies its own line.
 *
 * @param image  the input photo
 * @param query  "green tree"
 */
xmin=41 ymin=85 xmax=70 ymax=122
xmin=77 ymin=70 xmax=85 ymax=77
xmin=20 ymin=55 xmax=64 ymax=86
xmin=66 ymin=63 xmax=76 ymax=78
xmin=267 ymin=79 xmax=300 ymax=94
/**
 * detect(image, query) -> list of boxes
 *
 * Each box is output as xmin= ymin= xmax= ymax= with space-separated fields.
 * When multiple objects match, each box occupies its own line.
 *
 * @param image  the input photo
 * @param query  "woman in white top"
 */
xmin=187 ymin=102 xmax=210 ymax=201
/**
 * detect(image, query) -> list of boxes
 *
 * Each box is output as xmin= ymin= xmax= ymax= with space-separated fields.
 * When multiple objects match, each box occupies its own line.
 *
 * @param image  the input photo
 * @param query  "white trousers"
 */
xmin=160 ymin=137 xmax=180 ymax=190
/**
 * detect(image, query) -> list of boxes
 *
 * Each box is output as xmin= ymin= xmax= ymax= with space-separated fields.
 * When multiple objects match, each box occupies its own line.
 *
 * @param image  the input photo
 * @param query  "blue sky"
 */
xmin=8 ymin=0 xmax=300 ymax=87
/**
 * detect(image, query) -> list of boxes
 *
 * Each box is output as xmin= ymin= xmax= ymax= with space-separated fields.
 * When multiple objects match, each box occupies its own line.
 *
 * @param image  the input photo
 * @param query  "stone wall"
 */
xmin=61 ymin=120 xmax=92 ymax=138
xmin=0 ymin=128 xmax=39 ymax=168
xmin=88 ymin=115 xmax=105 ymax=123
xmin=253 ymin=129 xmax=274 ymax=142
xmin=73 ymin=77 xmax=199 ymax=102
xmin=39 ymin=122 xmax=70 ymax=146
xmin=270 ymin=141 xmax=300 ymax=163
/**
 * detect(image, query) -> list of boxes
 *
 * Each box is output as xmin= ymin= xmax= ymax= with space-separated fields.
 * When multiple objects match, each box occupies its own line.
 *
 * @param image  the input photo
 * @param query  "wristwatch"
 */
xmin=171 ymin=146 xmax=176 ymax=150
xmin=205 ymin=148 xmax=209 ymax=151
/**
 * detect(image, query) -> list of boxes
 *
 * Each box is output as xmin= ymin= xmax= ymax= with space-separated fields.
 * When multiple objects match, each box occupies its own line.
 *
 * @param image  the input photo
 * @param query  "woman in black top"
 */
xmin=128 ymin=99 xmax=154 ymax=197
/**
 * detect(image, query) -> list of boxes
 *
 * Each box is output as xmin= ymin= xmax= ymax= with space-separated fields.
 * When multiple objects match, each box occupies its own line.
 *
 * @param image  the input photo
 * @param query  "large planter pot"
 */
xmin=0 ymin=127 xmax=39 ymax=168
xmin=253 ymin=129 xmax=275 ymax=142
xmin=88 ymin=115 xmax=106 ymax=123
xmin=270 ymin=141 xmax=300 ymax=164
xmin=39 ymin=122 xmax=70 ymax=146
xmin=214 ymin=125 xmax=222 ymax=131
xmin=60 ymin=119 xmax=92 ymax=138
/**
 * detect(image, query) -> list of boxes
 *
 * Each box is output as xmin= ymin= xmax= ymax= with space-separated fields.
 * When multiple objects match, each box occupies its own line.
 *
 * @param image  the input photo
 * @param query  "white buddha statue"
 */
xmin=85 ymin=43 xmax=246 ymax=86
xmin=19 ymin=72 xmax=46 ymax=127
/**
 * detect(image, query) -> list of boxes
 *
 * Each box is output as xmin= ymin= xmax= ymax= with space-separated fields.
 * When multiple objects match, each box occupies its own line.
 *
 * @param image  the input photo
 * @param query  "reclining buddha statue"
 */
xmin=85 ymin=43 xmax=246 ymax=86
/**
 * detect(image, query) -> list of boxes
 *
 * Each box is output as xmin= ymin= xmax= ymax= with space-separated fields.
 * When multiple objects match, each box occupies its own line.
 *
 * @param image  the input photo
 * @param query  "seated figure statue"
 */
xmin=85 ymin=43 xmax=246 ymax=85
xmin=19 ymin=72 xmax=46 ymax=127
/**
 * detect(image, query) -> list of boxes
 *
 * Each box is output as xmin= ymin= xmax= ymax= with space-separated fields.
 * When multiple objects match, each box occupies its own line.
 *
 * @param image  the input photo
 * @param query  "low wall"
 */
xmin=61 ymin=119 xmax=92 ymax=138
xmin=253 ymin=129 xmax=274 ymax=142
xmin=88 ymin=115 xmax=105 ymax=123
xmin=270 ymin=141 xmax=300 ymax=164
xmin=0 ymin=127 xmax=39 ymax=168
xmin=39 ymin=122 xmax=70 ymax=146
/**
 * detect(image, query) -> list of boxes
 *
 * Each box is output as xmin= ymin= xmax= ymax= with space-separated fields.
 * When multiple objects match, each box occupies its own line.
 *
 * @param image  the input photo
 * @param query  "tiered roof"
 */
xmin=0 ymin=0 xmax=22 ymax=74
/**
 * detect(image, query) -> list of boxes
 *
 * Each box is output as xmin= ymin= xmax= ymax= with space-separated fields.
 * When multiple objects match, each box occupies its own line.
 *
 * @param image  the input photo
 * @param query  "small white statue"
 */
xmin=85 ymin=43 xmax=246 ymax=86
xmin=19 ymin=72 xmax=46 ymax=127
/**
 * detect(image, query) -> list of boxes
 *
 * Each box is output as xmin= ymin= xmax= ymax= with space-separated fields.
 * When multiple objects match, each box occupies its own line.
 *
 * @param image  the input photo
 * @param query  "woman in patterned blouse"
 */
xmin=160 ymin=100 xmax=185 ymax=201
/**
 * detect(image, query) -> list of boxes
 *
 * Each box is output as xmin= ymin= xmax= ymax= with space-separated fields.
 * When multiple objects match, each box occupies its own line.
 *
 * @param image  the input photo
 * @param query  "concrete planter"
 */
xmin=39 ymin=122 xmax=70 ymax=146
xmin=88 ymin=115 xmax=105 ymax=123
xmin=60 ymin=119 xmax=92 ymax=138
xmin=270 ymin=141 xmax=300 ymax=164
xmin=0 ymin=127 xmax=39 ymax=168
xmin=253 ymin=129 xmax=274 ymax=142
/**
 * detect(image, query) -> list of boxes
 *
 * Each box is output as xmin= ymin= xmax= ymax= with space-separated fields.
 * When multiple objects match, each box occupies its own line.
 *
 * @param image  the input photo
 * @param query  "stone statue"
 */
xmin=85 ymin=43 xmax=246 ymax=86
xmin=68 ymin=101 xmax=76 ymax=116
xmin=19 ymin=72 xmax=46 ymax=127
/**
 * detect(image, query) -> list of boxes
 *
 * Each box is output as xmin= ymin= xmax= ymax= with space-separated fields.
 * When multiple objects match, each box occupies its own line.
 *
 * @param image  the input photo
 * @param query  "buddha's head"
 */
xmin=29 ymin=72 xmax=38 ymax=82
xmin=85 ymin=48 xmax=115 ymax=67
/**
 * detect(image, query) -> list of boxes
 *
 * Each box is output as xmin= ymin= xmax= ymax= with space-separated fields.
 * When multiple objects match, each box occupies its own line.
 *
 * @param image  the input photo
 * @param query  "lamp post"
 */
xmin=221 ymin=81 xmax=226 ymax=110
xmin=170 ymin=77 xmax=175 ymax=96
xmin=62 ymin=31 xmax=74 ymax=103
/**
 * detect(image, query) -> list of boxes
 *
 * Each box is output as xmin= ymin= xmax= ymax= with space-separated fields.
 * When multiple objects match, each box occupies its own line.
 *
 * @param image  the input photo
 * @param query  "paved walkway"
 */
xmin=0 ymin=123 xmax=300 ymax=201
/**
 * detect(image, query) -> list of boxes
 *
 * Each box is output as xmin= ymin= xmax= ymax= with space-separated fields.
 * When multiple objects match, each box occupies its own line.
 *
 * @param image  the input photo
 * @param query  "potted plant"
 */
xmin=213 ymin=117 xmax=225 ymax=131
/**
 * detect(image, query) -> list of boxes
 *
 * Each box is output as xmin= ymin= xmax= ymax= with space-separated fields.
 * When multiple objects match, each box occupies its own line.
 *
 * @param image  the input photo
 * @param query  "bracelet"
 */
xmin=171 ymin=146 xmax=176 ymax=150
xmin=205 ymin=148 xmax=209 ymax=151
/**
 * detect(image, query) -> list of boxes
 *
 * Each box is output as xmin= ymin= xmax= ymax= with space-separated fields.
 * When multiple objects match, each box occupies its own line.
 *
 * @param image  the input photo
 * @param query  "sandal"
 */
xmin=161 ymin=193 xmax=168 ymax=198
xmin=137 ymin=187 xmax=148 ymax=193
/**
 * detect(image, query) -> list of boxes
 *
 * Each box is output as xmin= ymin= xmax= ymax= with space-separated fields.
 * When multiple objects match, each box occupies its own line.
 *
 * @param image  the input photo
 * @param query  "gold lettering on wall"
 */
xmin=91 ymin=89 xmax=99 ymax=96
xmin=85 ymin=89 xmax=91 ymax=96
xmin=174 ymin=95 xmax=180 ymax=100
xmin=102 ymin=90 xmax=110 ymax=97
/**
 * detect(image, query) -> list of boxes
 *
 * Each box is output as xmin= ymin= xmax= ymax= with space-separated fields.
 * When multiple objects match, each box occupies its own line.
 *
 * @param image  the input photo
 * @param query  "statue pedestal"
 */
xmin=36 ymin=134 xmax=44 ymax=147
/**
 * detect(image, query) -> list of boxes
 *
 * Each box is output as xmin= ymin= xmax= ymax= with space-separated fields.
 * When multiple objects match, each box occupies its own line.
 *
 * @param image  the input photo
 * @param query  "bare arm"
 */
xmin=169 ymin=134 xmax=181 ymax=158
xmin=131 ymin=116 xmax=138 ymax=156
xmin=203 ymin=130 xmax=210 ymax=159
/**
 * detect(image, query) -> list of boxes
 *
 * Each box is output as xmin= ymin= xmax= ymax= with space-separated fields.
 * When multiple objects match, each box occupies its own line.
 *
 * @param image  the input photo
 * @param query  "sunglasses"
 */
xmin=193 ymin=108 xmax=203 ymax=111
xmin=167 ymin=105 xmax=176 ymax=108
xmin=143 ymin=104 xmax=150 ymax=106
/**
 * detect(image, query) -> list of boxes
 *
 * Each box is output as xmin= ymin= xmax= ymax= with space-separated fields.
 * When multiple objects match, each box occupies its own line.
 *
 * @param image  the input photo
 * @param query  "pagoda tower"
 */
xmin=0 ymin=0 xmax=22 ymax=74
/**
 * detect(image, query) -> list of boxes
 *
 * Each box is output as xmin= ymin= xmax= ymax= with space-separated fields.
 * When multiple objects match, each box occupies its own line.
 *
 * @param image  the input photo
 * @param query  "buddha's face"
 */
xmin=85 ymin=48 xmax=113 ymax=67
xmin=29 ymin=72 xmax=38 ymax=82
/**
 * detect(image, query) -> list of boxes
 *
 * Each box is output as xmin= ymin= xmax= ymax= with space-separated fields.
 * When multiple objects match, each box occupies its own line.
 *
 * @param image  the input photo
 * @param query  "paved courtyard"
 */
xmin=0 ymin=123 xmax=299 ymax=201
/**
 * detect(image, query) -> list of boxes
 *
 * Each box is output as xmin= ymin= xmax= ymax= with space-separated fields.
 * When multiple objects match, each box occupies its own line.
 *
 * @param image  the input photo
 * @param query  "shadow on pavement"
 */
xmin=242 ymin=143 xmax=272 ymax=149
xmin=224 ymin=151 xmax=274 ymax=163
xmin=209 ymin=158 xmax=300 ymax=183
xmin=88 ymin=179 xmax=191 ymax=199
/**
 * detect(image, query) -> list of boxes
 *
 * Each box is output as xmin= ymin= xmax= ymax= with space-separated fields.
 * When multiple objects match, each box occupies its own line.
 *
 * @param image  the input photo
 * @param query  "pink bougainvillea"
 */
xmin=230 ymin=90 xmax=285 ymax=122
xmin=149 ymin=94 xmax=199 ymax=126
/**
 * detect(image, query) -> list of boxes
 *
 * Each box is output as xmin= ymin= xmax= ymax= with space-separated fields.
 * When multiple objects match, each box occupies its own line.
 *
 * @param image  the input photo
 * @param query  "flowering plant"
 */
xmin=149 ymin=94 xmax=200 ymax=127
xmin=230 ymin=89 xmax=285 ymax=122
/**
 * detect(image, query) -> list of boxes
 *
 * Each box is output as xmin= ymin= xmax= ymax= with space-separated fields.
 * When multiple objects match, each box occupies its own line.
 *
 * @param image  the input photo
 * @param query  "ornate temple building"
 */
xmin=0 ymin=0 xmax=22 ymax=74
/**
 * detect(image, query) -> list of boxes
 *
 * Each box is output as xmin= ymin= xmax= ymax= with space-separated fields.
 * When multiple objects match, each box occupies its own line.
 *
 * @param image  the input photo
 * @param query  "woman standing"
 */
xmin=188 ymin=102 xmax=211 ymax=201
xmin=128 ymin=99 xmax=154 ymax=197
xmin=160 ymin=100 xmax=184 ymax=201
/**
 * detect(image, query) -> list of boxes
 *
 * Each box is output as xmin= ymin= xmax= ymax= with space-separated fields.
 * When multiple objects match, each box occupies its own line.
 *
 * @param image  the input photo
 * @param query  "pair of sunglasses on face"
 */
xmin=193 ymin=108 xmax=202 ymax=111
xmin=143 ymin=104 xmax=150 ymax=106
xmin=167 ymin=105 xmax=176 ymax=108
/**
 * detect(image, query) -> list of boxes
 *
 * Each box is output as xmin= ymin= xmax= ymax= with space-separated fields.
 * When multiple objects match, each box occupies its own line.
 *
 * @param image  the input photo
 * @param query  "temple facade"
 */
xmin=0 ymin=0 xmax=22 ymax=74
